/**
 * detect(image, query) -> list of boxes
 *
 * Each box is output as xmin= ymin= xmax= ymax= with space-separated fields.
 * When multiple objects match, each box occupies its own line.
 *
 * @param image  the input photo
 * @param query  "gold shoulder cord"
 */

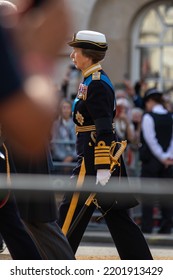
xmin=0 ymin=144 xmax=11 ymax=208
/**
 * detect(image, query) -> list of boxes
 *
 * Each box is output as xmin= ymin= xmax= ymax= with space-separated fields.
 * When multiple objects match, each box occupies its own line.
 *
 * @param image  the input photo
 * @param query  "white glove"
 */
xmin=96 ymin=169 xmax=111 ymax=186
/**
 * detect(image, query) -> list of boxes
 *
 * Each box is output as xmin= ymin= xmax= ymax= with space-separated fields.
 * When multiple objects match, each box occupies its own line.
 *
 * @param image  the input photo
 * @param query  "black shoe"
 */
xmin=158 ymin=220 xmax=172 ymax=234
xmin=158 ymin=229 xmax=172 ymax=234
xmin=0 ymin=242 xmax=6 ymax=253
xmin=158 ymin=224 xmax=172 ymax=234
xmin=141 ymin=227 xmax=152 ymax=234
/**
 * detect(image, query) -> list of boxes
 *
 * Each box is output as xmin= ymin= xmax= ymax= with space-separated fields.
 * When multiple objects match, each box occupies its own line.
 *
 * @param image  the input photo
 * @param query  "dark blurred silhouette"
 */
xmin=0 ymin=0 xmax=70 ymax=159
xmin=0 ymin=0 xmax=75 ymax=260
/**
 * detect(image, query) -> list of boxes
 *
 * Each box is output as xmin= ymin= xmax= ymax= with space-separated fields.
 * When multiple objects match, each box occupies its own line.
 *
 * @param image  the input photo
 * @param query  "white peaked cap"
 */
xmin=68 ymin=30 xmax=108 ymax=51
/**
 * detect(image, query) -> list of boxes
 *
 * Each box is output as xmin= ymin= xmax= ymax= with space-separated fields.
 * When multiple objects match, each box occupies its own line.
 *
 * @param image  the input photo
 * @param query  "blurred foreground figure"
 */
xmin=0 ymin=0 xmax=70 ymax=159
xmin=0 ymin=0 xmax=43 ymax=261
xmin=0 ymin=0 xmax=75 ymax=260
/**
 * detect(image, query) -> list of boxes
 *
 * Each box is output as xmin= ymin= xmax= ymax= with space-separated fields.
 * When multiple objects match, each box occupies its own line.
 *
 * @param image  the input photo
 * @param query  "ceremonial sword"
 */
xmin=62 ymin=140 xmax=127 ymax=236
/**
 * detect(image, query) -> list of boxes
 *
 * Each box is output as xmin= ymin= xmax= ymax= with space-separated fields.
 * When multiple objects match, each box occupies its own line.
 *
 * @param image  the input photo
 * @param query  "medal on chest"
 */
xmin=77 ymin=83 xmax=88 ymax=101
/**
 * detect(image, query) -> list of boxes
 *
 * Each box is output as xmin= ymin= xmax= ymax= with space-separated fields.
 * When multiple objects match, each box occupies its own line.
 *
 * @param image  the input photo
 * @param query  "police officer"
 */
xmin=140 ymin=88 xmax=173 ymax=233
xmin=58 ymin=30 xmax=153 ymax=260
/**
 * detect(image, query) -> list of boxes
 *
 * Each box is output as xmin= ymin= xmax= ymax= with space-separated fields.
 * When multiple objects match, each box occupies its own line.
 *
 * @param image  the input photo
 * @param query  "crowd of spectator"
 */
xmin=50 ymin=98 xmax=77 ymax=175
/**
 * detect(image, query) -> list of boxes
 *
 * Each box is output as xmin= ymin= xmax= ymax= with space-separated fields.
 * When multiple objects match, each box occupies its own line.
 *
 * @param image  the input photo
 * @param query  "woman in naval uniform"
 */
xmin=58 ymin=30 xmax=153 ymax=260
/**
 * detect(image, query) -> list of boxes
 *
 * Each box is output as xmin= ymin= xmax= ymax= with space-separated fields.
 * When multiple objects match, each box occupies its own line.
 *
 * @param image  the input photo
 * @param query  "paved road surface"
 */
xmin=77 ymin=243 xmax=173 ymax=260
xmin=1 ymin=242 xmax=173 ymax=260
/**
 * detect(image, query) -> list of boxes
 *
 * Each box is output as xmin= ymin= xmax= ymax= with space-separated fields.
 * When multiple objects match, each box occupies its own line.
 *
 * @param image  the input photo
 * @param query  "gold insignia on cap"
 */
xmin=92 ymin=72 xmax=101 ymax=80
xmin=77 ymin=83 xmax=88 ymax=100
xmin=75 ymin=111 xmax=84 ymax=126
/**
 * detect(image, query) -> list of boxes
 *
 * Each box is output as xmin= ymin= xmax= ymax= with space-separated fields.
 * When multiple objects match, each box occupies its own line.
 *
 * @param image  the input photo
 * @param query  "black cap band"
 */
xmin=68 ymin=41 xmax=108 ymax=51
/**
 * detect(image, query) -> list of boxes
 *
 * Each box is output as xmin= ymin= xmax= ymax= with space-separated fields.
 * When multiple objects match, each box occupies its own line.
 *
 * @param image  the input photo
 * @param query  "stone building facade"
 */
xmin=61 ymin=0 xmax=173 ymax=99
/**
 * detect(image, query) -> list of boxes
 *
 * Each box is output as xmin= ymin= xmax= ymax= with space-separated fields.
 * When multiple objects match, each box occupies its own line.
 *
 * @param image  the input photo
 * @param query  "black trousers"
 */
xmin=0 ymin=232 xmax=3 ymax=243
xmin=58 ymin=194 xmax=153 ymax=260
xmin=24 ymin=221 xmax=75 ymax=260
xmin=141 ymin=159 xmax=173 ymax=233
xmin=0 ymin=195 xmax=42 ymax=259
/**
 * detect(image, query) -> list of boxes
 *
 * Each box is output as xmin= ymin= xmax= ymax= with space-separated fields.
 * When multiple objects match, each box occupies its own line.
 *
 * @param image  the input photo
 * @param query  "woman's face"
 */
xmin=61 ymin=101 xmax=72 ymax=120
xmin=145 ymin=99 xmax=155 ymax=112
xmin=70 ymin=48 xmax=92 ymax=71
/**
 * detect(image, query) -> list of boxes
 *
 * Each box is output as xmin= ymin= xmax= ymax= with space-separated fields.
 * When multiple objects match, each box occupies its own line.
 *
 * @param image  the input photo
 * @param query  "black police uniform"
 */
xmin=58 ymin=64 xmax=153 ymax=260
xmin=140 ymin=111 xmax=173 ymax=233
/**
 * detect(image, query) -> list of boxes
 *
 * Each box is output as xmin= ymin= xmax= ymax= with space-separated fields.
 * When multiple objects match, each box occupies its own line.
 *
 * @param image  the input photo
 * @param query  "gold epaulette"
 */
xmin=92 ymin=71 xmax=101 ymax=80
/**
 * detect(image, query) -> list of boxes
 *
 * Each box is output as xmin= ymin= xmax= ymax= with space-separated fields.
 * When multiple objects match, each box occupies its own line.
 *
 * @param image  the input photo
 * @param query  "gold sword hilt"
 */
xmin=110 ymin=140 xmax=127 ymax=173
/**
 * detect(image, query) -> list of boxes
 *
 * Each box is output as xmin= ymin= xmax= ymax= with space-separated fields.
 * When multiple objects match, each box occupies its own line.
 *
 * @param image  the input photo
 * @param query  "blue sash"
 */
xmin=72 ymin=74 xmax=114 ymax=112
